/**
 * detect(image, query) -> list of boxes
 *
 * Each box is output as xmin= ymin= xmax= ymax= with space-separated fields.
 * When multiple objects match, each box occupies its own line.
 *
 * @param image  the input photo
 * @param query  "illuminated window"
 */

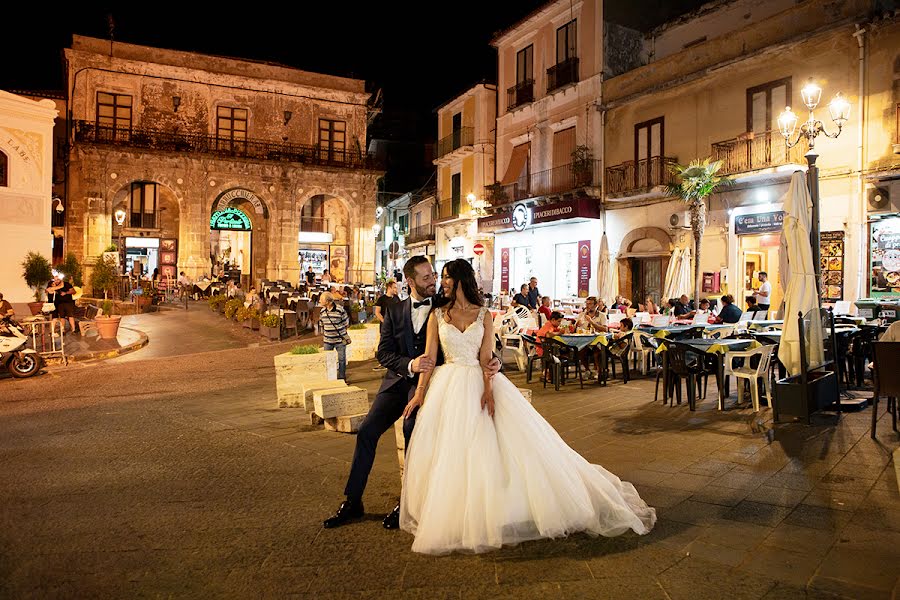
xmin=216 ymin=106 xmax=248 ymax=151
xmin=96 ymin=92 xmax=132 ymax=138
xmin=129 ymin=182 xmax=158 ymax=229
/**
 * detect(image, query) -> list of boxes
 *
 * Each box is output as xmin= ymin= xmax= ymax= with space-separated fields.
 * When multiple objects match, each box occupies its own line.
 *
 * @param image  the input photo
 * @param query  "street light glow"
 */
xmin=800 ymin=80 xmax=822 ymax=110
xmin=777 ymin=107 xmax=798 ymax=139
xmin=114 ymin=208 xmax=126 ymax=225
xmin=828 ymin=93 xmax=851 ymax=128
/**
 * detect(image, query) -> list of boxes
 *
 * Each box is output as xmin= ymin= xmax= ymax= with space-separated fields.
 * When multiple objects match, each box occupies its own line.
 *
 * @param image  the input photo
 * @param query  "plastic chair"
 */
xmin=871 ymin=342 xmax=900 ymax=439
xmin=521 ymin=333 xmax=545 ymax=383
xmin=665 ymin=341 xmax=707 ymax=410
xmin=309 ymin=306 xmax=322 ymax=334
xmin=705 ymin=326 xmax=735 ymax=340
xmin=282 ymin=310 xmax=299 ymax=338
xmin=544 ymin=338 xmax=584 ymax=390
xmin=630 ymin=331 xmax=656 ymax=375
xmin=723 ymin=344 xmax=775 ymax=412
xmin=606 ymin=335 xmax=633 ymax=384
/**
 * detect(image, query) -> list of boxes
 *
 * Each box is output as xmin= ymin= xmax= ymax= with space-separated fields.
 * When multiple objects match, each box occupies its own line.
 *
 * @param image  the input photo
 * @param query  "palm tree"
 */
xmin=666 ymin=158 xmax=732 ymax=308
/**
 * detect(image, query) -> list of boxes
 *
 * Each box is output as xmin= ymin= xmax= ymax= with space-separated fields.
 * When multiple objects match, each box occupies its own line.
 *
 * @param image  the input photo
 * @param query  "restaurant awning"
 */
xmin=500 ymin=142 xmax=530 ymax=185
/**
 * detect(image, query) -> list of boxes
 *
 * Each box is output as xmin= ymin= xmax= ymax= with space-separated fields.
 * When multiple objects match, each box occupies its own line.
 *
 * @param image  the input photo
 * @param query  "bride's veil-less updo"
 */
xmin=439 ymin=259 xmax=482 ymax=319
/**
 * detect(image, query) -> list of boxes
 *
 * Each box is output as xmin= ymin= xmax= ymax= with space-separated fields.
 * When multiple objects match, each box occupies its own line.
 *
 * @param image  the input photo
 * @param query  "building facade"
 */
xmin=0 ymin=91 xmax=57 ymax=303
xmin=64 ymin=35 xmax=380 ymax=289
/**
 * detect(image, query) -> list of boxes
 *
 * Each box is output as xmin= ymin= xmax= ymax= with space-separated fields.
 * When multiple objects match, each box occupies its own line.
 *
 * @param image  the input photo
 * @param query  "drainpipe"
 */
xmin=852 ymin=24 xmax=866 ymax=301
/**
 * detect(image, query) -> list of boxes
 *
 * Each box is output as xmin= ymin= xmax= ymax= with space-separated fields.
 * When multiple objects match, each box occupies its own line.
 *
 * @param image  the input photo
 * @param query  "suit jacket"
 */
xmin=376 ymin=296 xmax=444 ymax=395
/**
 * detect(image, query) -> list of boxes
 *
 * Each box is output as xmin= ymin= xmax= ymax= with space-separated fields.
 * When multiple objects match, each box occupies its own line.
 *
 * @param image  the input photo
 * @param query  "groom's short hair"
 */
xmin=403 ymin=256 xmax=430 ymax=280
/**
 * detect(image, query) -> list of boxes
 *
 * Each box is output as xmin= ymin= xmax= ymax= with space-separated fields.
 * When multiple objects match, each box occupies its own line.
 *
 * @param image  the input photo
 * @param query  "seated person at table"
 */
xmin=746 ymin=296 xmax=759 ymax=313
xmin=596 ymin=298 xmax=608 ymax=313
xmin=538 ymin=296 xmax=553 ymax=321
xmin=713 ymin=294 xmax=742 ymax=324
xmin=614 ymin=318 xmax=634 ymax=339
xmin=674 ymin=295 xmax=692 ymax=317
xmin=640 ymin=295 xmax=659 ymax=315
xmin=246 ymin=288 xmax=262 ymax=309
xmin=663 ymin=299 xmax=678 ymax=316
xmin=685 ymin=298 xmax=712 ymax=320
xmin=512 ymin=284 xmax=530 ymax=308
xmin=535 ymin=311 xmax=563 ymax=357
xmin=576 ymin=296 xmax=608 ymax=333
xmin=881 ymin=320 xmax=900 ymax=342
xmin=233 ymin=282 xmax=246 ymax=303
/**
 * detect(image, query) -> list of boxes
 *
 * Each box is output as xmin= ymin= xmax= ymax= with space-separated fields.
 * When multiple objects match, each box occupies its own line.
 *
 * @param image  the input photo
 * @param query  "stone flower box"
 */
xmin=347 ymin=323 xmax=381 ymax=363
xmin=274 ymin=349 xmax=338 ymax=408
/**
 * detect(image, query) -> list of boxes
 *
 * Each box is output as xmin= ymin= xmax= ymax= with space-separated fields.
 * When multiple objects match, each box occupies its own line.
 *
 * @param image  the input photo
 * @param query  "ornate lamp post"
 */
xmin=777 ymin=79 xmax=850 ymax=294
xmin=114 ymin=207 xmax=127 ymax=275
xmin=466 ymin=192 xmax=490 ymax=217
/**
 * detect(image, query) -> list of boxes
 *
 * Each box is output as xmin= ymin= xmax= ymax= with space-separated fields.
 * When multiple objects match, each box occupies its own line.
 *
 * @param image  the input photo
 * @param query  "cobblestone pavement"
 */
xmin=1 ymin=339 xmax=898 ymax=599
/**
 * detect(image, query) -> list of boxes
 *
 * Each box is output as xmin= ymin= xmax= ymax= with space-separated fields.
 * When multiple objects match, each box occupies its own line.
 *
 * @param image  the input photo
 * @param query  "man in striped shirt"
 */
xmin=320 ymin=292 xmax=350 ymax=380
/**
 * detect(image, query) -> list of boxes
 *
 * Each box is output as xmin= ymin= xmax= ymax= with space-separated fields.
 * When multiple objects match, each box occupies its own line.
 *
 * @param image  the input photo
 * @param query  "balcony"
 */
xmin=436 ymin=197 xmax=463 ymax=220
xmin=406 ymin=223 xmax=435 ymax=244
xmin=436 ymin=127 xmax=474 ymax=159
xmin=300 ymin=216 xmax=330 ymax=233
xmin=605 ymin=156 xmax=678 ymax=197
xmin=547 ymin=57 xmax=579 ymax=93
xmin=712 ymin=131 xmax=806 ymax=176
xmin=73 ymin=121 xmax=380 ymax=170
xmin=506 ymin=80 xmax=534 ymax=111
xmin=487 ymin=160 xmax=602 ymax=205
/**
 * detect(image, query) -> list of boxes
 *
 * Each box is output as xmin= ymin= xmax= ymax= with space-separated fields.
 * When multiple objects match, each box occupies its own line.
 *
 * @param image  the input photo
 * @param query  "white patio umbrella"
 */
xmin=597 ymin=232 xmax=618 ymax=304
xmin=778 ymin=171 xmax=824 ymax=376
xmin=674 ymin=246 xmax=692 ymax=299
xmin=662 ymin=247 xmax=682 ymax=302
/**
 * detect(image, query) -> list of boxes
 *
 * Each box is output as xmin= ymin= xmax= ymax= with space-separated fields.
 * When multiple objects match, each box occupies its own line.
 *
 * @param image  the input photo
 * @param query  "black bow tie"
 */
xmin=412 ymin=298 xmax=431 ymax=309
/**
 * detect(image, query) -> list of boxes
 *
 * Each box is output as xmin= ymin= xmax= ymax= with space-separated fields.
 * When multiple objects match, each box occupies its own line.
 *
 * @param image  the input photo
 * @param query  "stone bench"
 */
xmin=324 ymin=413 xmax=367 ymax=433
xmin=313 ymin=386 xmax=369 ymax=420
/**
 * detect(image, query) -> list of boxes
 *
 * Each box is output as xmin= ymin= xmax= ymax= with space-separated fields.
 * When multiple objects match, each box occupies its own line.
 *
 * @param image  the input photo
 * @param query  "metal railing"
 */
xmin=406 ymin=223 xmax=435 ymax=244
xmin=300 ymin=216 xmax=330 ymax=233
xmin=436 ymin=127 xmax=474 ymax=158
xmin=436 ymin=197 xmax=463 ymax=220
xmin=506 ymin=80 xmax=535 ymax=111
xmin=487 ymin=160 xmax=602 ymax=205
xmin=547 ymin=57 xmax=579 ymax=93
xmin=605 ymin=156 xmax=678 ymax=196
xmin=711 ymin=131 xmax=806 ymax=175
xmin=74 ymin=121 xmax=380 ymax=170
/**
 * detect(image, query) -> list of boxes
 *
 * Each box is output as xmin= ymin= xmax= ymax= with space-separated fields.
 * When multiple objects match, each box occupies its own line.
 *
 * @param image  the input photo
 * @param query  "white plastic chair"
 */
xmin=724 ymin=344 xmax=775 ymax=412
xmin=738 ymin=311 xmax=753 ymax=322
xmin=752 ymin=311 xmax=769 ymax=321
xmin=833 ymin=300 xmax=852 ymax=315
xmin=630 ymin=331 xmax=656 ymax=375
xmin=607 ymin=313 xmax=625 ymax=325
xmin=705 ymin=325 xmax=734 ymax=339
xmin=633 ymin=312 xmax=650 ymax=324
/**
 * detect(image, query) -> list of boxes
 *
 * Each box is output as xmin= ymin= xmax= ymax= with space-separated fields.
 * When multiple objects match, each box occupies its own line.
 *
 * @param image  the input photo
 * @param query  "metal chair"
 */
xmin=871 ymin=342 xmax=900 ymax=439
xmin=724 ymin=344 xmax=775 ymax=412
xmin=282 ymin=311 xmax=299 ymax=338
xmin=308 ymin=306 xmax=322 ymax=334
xmin=521 ymin=333 xmax=545 ymax=384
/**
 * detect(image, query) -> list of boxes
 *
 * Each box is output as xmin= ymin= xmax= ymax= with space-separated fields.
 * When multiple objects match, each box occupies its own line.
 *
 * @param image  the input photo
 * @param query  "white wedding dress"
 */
xmin=400 ymin=307 xmax=656 ymax=555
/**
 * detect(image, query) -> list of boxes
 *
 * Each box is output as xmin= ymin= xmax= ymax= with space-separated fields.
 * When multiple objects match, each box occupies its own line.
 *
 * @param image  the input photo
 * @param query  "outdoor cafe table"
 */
xmin=639 ymin=323 xmax=732 ymax=338
xmin=747 ymin=320 xmax=784 ymax=330
xmin=552 ymin=332 xmax=623 ymax=385
xmin=750 ymin=326 xmax=860 ymax=344
xmin=657 ymin=337 xmax=764 ymax=410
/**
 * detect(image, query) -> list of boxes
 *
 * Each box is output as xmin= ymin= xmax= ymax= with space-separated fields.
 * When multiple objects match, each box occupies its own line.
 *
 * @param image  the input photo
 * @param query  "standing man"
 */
xmin=527 ymin=277 xmax=540 ymax=310
xmin=373 ymin=279 xmax=400 ymax=324
xmin=323 ymin=256 xmax=500 ymax=530
xmin=47 ymin=275 xmax=77 ymax=334
xmin=305 ymin=266 xmax=316 ymax=285
xmin=753 ymin=272 xmax=771 ymax=314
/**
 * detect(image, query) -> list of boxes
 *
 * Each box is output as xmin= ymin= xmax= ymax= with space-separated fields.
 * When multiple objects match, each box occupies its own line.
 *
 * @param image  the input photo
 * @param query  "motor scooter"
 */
xmin=0 ymin=317 xmax=43 ymax=378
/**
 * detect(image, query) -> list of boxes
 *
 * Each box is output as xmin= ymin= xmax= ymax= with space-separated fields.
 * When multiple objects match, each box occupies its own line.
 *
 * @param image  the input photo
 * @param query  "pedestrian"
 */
xmin=0 ymin=292 xmax=14 ymax=318
xmin=320 ymin=291 xmax=350 ymax=380
xmin=374 ymin=278 xmax=400 ymax=323
xmin=527 ymin=277 xmax=540 ymax=310
xmin=46 ymin=274 xmax=77 ymax=334
xmin=512 ymin=284 xmax=529 ymax=308
xmin=305 ymin=266 xmax=316 ymax=285
xmin=753 ymin=272 xmax=771 ymax=313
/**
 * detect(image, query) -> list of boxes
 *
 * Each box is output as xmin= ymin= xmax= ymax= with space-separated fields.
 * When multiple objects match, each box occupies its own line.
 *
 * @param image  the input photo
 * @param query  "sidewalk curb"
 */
xmin=67 ymin=327 xmax=150 ymax=363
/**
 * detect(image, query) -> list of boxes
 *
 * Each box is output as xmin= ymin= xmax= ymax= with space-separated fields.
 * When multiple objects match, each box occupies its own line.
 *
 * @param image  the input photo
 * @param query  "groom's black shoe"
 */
xmin=382 ymin=503 xmax=401 ymax=530
xmin=323 ymin=499 xmax=364 ymax=529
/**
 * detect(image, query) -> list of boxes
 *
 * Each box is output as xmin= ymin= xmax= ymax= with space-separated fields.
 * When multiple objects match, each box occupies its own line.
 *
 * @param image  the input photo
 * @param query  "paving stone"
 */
xmin=782 ymin=504 xmax=853 ymax=532
xmin=800 ymin=489 xmax=866 ymax=512
xmin=724 ymin=501 xmax=792 ymax=527
xmin=760 ymin=523 xmax=838 ymax=557
xmin=662 ymin=499 xmax=731 ymax=526
xmin=558 ymin=576 xmax=671 ymax=599
xmin=689 ymin=485 xmax=751 ymax=507
xmin=657 ymin=555 xmax=777 ymax=600
xmin=807 ymin=576 xmax=895 ymax=600
xmin=495 ymin=556 xmax=592 ymax=584
xmin=656 ymin=473 xmax=717 ymax=493
xmin=696 ymin=520 xmax=770 ymax=550
xmin=736 ymin=545 xmax=823 ymax=587
xmin=684 ymin=540 xmax=748 ymax=566
xmin=744 ymin=485 xmax=808 ymax=508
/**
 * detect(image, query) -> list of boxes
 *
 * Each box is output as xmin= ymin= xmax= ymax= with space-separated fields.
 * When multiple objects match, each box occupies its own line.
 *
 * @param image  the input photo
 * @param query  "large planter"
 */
xmin=96 ymin=315 xmax=122 ymax=340
xmin=274 ymin=349 xmax=339 ymax=407
xmin=347 ymin=324 xmax=381 ymax=362
xmin=27 ymin=302 xmax=43 ymax=315
xmin=242 ymin=318 xmax=260 ymax=330
xmin=774 ymin=370 xmax=839 ymax=423
xmin=260 ymin=324 xmax=281 ymax=340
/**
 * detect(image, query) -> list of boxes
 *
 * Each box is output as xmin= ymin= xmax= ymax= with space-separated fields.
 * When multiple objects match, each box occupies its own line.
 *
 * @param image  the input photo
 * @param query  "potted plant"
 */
xmin=237 ymin=306 xmax=260 ymax=330
xmin=58 ymin=252 xmax=84 ymax=295
xmin=21 ymin=251 xmax=53 ymax=315
xmin=260 ymin=313 xmax=281 ymax=340
xmin=96 ymin=299 xmax=122 ymax=340
xmin=485 ymin=182 xmax=509 ymax=205
xmin=90 ymin=255 xmax=120 ymax=300
xmin=570 ymin=145 xmax=595 ymax=187
xmin=348 ymin=302 xmax=360 ymax=324
xmin=208 ymin=294 xmax=226 ymax=312
xmin=224 ymin=298 xmax=242 ymax=320
xmin=274 ymin=344 xmax=340 ymax=407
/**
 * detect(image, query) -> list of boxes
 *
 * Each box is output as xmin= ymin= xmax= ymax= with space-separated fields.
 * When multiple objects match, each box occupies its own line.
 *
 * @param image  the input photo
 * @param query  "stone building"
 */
xmin=65 ymin=35 xmax=380 ymax=288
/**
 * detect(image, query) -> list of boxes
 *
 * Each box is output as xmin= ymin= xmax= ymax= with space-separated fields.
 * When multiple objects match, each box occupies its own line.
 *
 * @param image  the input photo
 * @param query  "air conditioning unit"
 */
xmin=669 ymin=211 xmax=691 ymax=229
xmin=868 ymin=185 xmax=899 ymax=214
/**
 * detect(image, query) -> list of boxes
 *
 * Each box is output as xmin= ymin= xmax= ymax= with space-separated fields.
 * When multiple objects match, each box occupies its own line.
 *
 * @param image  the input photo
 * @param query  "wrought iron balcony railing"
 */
xmin=436 ymin=197 xmax=463 ymax=220
xmin=406 ymin=223 xmax=435 ymax=244
xmin=547 ymin=57 xmax=579 ymax=93
xmin=487 ymin=160 xmax=602 ymax=205
xmin=711 ymin=131 xmax=806 ymax=176
xmin=300 ymin=216 xmax=330 ymax=233
xmin=605 ymin=156 xmax=678 ymax=196
xmin=73 ymin=121 xmax=380 ymax=170
xmin=436 ymin=127 xmax=474 ymax=159
xmin=506 ymin=80 xmax=535 ymax=111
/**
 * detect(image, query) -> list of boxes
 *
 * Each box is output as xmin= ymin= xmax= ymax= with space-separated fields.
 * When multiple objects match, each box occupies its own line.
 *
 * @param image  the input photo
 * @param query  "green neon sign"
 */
xmin=210 ymin=208 xmax=252 ymax=231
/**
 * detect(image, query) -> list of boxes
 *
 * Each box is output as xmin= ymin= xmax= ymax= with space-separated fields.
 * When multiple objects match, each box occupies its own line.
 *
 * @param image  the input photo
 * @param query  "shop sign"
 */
xmin=215 ymin=188 xmax=265 ymax=215
xmin=734 ymin=211 xmax=784 ymax=235
xmin=210 ymin=208 xmax=252 ymax=230
xmin=871 ymin=217 xmax=900 ymax=297
xmin=820 ymin=231 xmax=844 ymax=302
xmin=478 ymin=197 xmax=602 ymax=232
xmin=473 ymin=243 xmax=485 ymax=256
xmin=577 ymin=240 xmax=591 ymax=298
xmin=512 ymin=204 xmax=530 ymax=231
xmin=500 ymin=248 xmax=510 ymax=292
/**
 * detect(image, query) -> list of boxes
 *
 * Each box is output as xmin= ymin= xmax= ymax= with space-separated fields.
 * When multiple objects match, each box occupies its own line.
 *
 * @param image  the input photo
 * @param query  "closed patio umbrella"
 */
xmin=662 ymin=247 xmax=681 ymax=301
xmin=674 ymin=246 xmax=692 ymax=299
xmin=597 ymin=232 xmax=618 ymax=304
xmin=778 ymin=171 xmax=824 ymax=376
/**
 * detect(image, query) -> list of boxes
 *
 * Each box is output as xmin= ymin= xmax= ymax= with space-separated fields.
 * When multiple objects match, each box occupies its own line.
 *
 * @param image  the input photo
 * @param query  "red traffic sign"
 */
xmin=473 ymin=243 xmax=485 ymax=256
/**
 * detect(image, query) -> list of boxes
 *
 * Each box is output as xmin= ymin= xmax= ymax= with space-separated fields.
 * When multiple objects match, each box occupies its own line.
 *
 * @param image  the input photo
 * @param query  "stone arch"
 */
xmin=209 ymin=186 xmax=271 ymax=287
xmin=618 ymin=226 xmax=672 ymax=257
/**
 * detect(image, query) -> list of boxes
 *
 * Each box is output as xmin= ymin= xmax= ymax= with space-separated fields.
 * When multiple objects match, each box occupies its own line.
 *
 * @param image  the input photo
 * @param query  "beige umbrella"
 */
xmin=662 ymin=247 xmax=682 ymax=301
xmin=597 ymin=232 xmax=618 ymax=304
xmin=778 ymin=171 xmax=824 ymax=376
xmin=674 ymin=246 xmax=692 ymax=299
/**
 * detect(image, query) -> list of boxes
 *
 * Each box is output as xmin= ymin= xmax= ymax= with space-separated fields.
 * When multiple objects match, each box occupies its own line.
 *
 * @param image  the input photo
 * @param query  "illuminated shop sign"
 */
xmin=210 ymin=208 xmax=252 ymax=230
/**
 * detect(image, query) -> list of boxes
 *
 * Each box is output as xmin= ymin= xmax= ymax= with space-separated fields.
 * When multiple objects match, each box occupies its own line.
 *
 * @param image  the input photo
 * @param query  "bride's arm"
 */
xmin=479 ymin=312 xmax=495 ymax=417
xmin=401 ymin=312 xmax=440 ymax=418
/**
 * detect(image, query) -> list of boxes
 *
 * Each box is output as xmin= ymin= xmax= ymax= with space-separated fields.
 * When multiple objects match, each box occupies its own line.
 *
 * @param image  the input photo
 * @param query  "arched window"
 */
xmin=0 ymin=151 xmax=8 ymax=187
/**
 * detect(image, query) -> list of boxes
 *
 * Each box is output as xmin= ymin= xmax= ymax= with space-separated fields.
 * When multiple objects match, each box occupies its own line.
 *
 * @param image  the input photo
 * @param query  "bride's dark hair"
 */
xmin=438 ymin=259 xmax=482 ymax=318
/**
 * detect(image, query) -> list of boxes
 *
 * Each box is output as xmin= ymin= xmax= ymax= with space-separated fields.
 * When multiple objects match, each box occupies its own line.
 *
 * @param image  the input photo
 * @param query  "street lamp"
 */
xmin=466 ymin=192 xmax=490 ymax=217
xmin=777 ymin=79 xmax=850 ymax=296
xmin=114 ymin=207 xmax=127 ymax=275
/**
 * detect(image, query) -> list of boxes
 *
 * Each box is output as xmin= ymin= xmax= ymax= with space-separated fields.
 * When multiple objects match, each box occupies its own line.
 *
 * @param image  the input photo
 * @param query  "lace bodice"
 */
xmin=436 ymin=307 xmax=488 ymax=366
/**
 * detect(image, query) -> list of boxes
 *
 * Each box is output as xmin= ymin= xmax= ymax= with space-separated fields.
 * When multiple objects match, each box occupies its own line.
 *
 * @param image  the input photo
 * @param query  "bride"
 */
xmin=399 ymin=259 xmax=656 ymax=555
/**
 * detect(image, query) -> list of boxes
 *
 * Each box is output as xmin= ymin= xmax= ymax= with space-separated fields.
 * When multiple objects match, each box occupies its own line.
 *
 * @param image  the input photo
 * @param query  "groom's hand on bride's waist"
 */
xmin=410 ymin=354 xmax=435 ymax=375
xmin=482 ymin=357 xmax=501 ymax=379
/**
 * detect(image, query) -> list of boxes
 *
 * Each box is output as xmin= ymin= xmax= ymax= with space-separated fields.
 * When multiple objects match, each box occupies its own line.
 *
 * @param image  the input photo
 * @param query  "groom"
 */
xmin=324 ymin=256 xmax=500 ymax=529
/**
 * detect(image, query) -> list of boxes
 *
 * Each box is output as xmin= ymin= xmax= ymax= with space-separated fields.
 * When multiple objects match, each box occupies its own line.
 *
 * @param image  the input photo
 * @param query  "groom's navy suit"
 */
xmin=344 ymin=296 xmax=442 ymax=501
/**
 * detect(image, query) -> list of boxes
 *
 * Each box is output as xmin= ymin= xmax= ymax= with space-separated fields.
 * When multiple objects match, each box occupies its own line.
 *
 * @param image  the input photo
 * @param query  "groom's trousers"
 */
xmin=344 ymin=381 xmax=417 ymax=501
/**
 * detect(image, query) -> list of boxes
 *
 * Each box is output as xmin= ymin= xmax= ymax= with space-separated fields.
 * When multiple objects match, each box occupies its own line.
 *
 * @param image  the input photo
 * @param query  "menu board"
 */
xmin=819 ymin=231 xmax=844 ymax=302
xmin=871 ymin=217 xmax=900 ymax=298
xmin=577 ymin=240 xmax=591 ymax=298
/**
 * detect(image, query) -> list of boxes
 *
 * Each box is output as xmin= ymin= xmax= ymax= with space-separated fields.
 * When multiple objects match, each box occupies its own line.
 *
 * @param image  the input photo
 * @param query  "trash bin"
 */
xmin=854 ymin=299 xmax=881 ymax=321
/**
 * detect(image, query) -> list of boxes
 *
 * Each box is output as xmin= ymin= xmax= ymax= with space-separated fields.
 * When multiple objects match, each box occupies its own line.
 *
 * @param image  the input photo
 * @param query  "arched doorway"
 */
xmin=299 ymin=194 xmax=351 ymax=283
xmin=110 ymin=180 xmax=181 ymax=280
xmin=617 ymin=227 xmax=673 ymax=306
xmin=210 ymin=188 xmax=268 ymax=287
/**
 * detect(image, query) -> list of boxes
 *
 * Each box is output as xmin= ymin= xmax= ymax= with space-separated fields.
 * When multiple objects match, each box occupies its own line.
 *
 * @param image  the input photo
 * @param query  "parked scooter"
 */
xmin=0 ymin=317 xmax=43 ymax=378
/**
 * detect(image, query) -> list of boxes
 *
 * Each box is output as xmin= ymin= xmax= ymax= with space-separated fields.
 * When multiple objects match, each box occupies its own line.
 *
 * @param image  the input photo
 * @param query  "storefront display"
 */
xmin=870 ymin=217 xmax=900 ymax=298
xmin=299 ymin=248 xmax=328 ymax=275
xmin=819 ymin=231 xmax=844 ymax=302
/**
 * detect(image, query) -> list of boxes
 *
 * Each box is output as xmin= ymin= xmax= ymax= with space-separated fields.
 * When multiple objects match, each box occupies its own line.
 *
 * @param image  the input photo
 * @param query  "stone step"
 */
xmin=313 ymin=386 xmax=370 ymax=420
xmin=299 ymin=380 xmax=348 ymax=412
xmin=323 ymin=413 xmax=367 ymax=433
xmin=277 ymin=378 xmax=346 ymax=409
